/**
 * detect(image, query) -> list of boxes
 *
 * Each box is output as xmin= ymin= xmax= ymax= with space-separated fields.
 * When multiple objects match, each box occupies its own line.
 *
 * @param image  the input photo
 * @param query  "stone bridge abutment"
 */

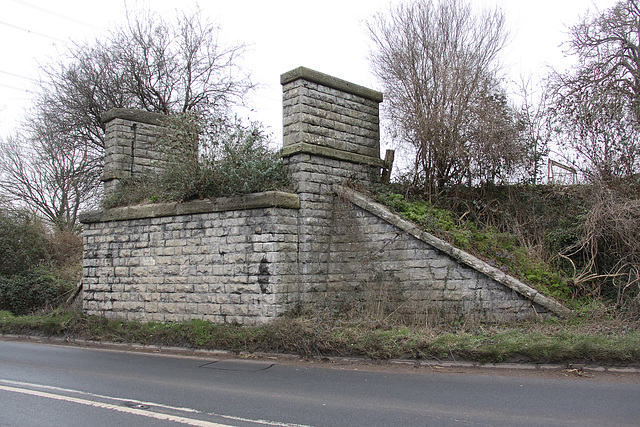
xmin=80 ymin=67 xmax=569 ymax=325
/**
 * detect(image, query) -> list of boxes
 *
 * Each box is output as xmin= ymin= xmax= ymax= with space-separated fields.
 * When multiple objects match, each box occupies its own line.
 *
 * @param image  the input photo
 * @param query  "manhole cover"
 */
xmin=199 ymin=361 xmax=274 ymax=372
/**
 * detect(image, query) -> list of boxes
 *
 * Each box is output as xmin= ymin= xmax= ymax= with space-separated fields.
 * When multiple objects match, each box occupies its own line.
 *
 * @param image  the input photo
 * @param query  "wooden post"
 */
xmin=381 ymin=149 xmax=395 ymax=183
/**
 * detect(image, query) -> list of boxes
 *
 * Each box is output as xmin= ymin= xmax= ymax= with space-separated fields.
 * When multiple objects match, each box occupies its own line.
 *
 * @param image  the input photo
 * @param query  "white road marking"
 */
xmin=0 ymin=384 xmax=229 ymax=427
xmin=1 ymin=379 xmax=200 ymax=414
xmin=0 ymin=379 xmax=314 ymax=427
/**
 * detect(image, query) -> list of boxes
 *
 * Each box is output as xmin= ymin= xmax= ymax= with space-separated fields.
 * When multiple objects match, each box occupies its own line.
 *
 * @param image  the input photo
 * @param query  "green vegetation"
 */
xmin=0 ymin=209 xmax=79 ymax=315
xmin=1 ymin=308 xmax=639 ymax=365
xmin=0 ymin=269 xmax=63 ymax=316
xmin=375 ymin=180 xmax=640 ymax=313
xmin=375 ymin=189 xmax=573 ymax=303
xmin=104 ymin=114 xmax=290 ymax=208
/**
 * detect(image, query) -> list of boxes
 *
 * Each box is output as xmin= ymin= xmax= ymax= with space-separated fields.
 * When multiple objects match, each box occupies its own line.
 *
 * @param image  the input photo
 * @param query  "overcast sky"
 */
xmin=0 ymin=0 xmax=620 ymax=149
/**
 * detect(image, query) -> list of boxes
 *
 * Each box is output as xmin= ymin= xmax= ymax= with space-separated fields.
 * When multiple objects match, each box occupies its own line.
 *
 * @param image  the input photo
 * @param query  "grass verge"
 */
xmin=1 ymin=309 xmax=639 ymax=366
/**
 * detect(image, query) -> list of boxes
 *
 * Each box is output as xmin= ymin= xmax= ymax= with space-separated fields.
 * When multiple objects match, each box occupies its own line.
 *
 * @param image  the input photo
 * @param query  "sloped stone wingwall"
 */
xmin=320 ymin=187 xmax=569 ymax=323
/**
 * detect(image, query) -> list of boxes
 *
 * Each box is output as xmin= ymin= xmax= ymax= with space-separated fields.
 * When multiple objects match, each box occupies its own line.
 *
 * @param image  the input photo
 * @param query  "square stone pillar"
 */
xmin=100 ymin=108 xmax=168 ymax=197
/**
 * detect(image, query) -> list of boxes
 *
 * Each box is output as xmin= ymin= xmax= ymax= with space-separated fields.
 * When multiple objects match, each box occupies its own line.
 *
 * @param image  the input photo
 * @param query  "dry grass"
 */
xmin=2 ymin=307 xmax=639 ymax=365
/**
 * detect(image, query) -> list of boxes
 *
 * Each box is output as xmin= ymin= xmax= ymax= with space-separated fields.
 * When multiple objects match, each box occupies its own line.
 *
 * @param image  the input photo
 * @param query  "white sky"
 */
xmin=0 ymin=0 xmax=620 ymax=150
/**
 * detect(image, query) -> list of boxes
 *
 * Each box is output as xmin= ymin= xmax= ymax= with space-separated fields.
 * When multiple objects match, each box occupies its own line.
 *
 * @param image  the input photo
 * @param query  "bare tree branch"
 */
xmin=548 ymin=1 xmax=640 ymax=182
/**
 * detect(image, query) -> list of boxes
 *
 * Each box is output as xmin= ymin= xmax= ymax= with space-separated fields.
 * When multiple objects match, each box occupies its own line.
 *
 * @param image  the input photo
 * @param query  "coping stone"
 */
xmin=281 ymin=67 xmax=383 ymax=103
xmin=79 ymin=191 xmax=300 ymax=223
xmin=101 ymin=108 xmax=168 ymax=126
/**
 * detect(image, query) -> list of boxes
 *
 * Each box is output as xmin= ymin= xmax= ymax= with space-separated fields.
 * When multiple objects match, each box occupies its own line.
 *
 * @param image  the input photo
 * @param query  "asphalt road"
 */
xmin=1 ymin=339 xmax=639 ymax=426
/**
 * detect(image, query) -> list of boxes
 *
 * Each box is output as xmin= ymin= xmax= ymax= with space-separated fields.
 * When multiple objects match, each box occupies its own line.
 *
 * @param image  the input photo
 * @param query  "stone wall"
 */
xmin=280 ymin=67 xmax=385 ymax=303
xmin=81 ymin=67 xmax=569 ymax=325
xmin=81 ymin=193 xmax=300 ymax=324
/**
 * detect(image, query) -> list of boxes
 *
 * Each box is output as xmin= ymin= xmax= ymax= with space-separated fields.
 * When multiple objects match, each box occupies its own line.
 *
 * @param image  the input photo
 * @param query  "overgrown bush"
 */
xmin=0 ymin=268 xmax=64 ymax=315
xmin=0 ymin=209 xmax=51 ymax=277
xmin=0 ymin=208 xmax=82 ymax=315
xmin=104 ymin=114 xmax=290 ymax=208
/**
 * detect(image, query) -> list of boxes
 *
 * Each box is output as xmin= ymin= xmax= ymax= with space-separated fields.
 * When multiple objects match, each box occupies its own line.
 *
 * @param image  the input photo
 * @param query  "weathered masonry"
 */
xmin=80 ymin=67 xmax=570 ymax=325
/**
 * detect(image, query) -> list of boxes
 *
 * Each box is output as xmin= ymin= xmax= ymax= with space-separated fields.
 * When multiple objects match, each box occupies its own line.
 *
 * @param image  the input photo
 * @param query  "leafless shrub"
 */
xmin=367 ymin=0 xmax=528 ymax=194
xmin=562 ymin=184 xmax=640 ymax=307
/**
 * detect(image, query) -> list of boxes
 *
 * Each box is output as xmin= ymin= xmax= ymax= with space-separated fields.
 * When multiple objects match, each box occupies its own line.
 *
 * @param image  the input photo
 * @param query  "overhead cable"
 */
xmin=0 ymin=70 xmax=37 ymax=82
xmin=11 ymin=0 xmax=105 ymax=31
xmin=0 ymin=20 xmax=66 ymax=42
xmin=0 ymin=83 xmax=34 ymax=93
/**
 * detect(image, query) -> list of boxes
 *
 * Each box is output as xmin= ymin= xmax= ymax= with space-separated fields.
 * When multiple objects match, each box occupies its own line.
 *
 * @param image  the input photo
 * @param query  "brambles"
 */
xmin=562 ymin=184 xmax=640 ymax=308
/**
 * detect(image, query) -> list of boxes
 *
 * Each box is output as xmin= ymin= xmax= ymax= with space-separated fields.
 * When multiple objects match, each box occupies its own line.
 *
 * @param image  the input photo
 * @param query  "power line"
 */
xmin=11 ymin=0 xmax=105 ymax=31
xmin=0 ymin=20 xmax=66 ymax=42
xmin=0 ymin=70 xmax=38 ymax=82
xmin=0 ymin=83 xmax=34 ymax=94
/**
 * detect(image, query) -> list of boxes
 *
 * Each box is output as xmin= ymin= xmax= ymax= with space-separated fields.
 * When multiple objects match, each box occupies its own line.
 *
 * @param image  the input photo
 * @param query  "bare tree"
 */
xmin=516 ymin=76 xmax=552 ymax=185
xmin=565 ymin=0 xmax=640 ymax=122
xmin=37 ymin=8 xmax=252 ymax=153
xmin=1 ymin=8 xmax=253 ymax=230
xmin=465 ymin=91 xmax=526 ymax=185
xmin=115 ymin=10 xmax=251 ymax=115
xmin=550 ymin=78 xmax=640 ymax=181
xmin=549 ymin=0 xmax=640 ymax=181
xmin=0 ymin=130 xmax=99 ymax=231
xmin=367 ymin=0 xmax=514 ymax=194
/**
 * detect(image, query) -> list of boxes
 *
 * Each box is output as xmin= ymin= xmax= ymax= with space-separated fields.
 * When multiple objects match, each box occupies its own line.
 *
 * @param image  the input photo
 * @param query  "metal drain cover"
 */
xmin=199 ymin=361 xmax=274 ymax=372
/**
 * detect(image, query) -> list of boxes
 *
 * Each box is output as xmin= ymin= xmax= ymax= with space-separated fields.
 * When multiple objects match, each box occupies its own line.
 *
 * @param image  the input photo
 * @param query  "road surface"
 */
xmin=1 ymin=339 xmax=639 ymax=426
